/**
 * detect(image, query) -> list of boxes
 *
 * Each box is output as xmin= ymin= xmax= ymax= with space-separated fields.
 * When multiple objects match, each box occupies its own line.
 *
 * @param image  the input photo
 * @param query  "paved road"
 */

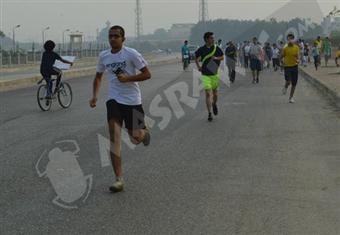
xmin=1 ymin=63 xmax=340 ymax=234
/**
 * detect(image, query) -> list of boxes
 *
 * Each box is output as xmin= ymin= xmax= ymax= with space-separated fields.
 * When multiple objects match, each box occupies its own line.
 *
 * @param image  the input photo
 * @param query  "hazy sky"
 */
xmin=1 ymin=0 xmax=339 ymax=42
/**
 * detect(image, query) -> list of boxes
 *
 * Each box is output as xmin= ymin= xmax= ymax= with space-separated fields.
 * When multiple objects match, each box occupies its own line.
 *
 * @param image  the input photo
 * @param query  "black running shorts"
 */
xmin=106 ymin=99 xmax=146 ymax=130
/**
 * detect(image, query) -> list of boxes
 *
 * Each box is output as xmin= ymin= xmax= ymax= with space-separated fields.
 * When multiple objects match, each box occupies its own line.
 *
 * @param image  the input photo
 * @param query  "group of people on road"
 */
xmin=238 ymin=36 xmax=340 ymax=71
xmin=182 ymin=33 xmax=340 ymax=106
xmin=40 ymin=24 xmax=339 ymax=193
xmin=180 ymin=32 xmax=302 ymax=128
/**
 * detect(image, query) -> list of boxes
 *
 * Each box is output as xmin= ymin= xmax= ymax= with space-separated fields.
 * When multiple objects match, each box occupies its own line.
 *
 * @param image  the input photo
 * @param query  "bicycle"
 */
xmin=37 ymin=76 xmax=73 ymax=111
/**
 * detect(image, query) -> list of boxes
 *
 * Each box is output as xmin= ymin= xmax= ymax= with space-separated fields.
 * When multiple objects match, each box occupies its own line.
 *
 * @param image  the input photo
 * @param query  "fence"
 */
xmin=0 ymin=48 xmax=106 ymax=67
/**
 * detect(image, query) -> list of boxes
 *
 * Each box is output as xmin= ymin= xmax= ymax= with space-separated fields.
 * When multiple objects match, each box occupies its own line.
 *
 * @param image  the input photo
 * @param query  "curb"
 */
xmin=299 ymin=68 xmax=340 ymax=108
xmin=0 ymin=57 xmax=179 ymax=92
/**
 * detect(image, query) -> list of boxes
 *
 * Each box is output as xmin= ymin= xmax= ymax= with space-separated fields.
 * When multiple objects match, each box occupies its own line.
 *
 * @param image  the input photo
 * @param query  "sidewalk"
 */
xmin=0 ymin=53 xmax=180 ymax=91
xmin=299 ymin=60 xmax=340 ymax=108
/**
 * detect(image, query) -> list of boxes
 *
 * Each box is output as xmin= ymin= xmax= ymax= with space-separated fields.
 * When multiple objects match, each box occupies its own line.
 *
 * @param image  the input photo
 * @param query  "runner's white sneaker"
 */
xmin=109 ymin=179 xmax=124 ymax=193
xmin=289 ymin=98 xmax=295 ymax=103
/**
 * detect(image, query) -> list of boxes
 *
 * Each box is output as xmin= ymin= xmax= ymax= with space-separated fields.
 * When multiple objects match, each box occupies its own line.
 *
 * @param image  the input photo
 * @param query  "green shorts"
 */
xmin=201 ymin=74 xmax=220 ymax=90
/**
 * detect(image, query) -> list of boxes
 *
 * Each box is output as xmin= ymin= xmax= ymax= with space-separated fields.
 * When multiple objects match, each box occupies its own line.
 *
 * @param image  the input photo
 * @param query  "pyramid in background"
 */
xmin=268 ymin=0 xmax=324 ymax=23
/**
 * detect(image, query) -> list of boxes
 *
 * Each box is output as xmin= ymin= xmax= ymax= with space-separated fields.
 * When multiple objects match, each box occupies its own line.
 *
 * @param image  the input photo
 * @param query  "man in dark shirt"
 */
xmin=40 ymin=40 xmax=73 ymax=97
xmin=225 ymin=41 xmax=237 ymax=83
xmin=264 ymin=42 xmax=273 ymax=69
xmin=195 ymin=32 xmax=224 ymax=122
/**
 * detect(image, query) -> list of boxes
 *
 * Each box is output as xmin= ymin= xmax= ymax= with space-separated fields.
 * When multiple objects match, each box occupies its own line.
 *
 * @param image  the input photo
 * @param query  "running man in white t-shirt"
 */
xmin=89 ymin=25 xmax=152 ymax=193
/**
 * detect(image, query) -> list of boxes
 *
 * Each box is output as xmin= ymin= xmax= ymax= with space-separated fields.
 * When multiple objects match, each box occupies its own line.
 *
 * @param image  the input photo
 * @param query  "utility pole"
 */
xmin=199 ymin=0 xmax=208 ymax=23
xmin=135 ymin=0 xmax=143 ymax=42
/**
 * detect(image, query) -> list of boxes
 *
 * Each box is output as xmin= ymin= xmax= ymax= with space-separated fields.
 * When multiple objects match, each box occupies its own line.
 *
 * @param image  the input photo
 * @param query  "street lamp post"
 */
xmin=42 ymin=26 xmax=50 ymax=45
xmin=12 ymin=25 xmax=21 ymax=52
xmin=62 ymin=29 xmax=70 ymax=52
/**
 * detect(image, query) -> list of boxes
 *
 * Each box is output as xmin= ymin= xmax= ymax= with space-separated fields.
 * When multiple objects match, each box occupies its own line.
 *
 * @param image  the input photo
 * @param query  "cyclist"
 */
xmin=40 ymin=40 xmax=73 ymax=98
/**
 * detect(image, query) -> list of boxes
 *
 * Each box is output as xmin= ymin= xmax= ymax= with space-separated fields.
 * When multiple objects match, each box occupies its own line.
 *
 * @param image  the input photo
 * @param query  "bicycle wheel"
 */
xmin=58 ymin=82 xmax=73 ymax=108
xmin=37 ymin=84 xmax=52 ymax=111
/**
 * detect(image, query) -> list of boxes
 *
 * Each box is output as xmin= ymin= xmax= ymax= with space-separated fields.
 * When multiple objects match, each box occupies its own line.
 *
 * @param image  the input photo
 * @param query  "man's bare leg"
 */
xmin=289 ymin=85 xmax=296 ymax=100
xmin=212 ymin=89 xmax=219 ymax=116
xmin=205 ymin=90 xmax=213 ymax=121
xmin=285 ymin=80 xmax=291 ymax=89
xmin=205 ymin=90 xmax=212 ymax=113
xmin=108 ymin=119 xmax=122 ymax=178
xmin=213 ymin=89 xmax=218 ymax=105
xmin=108 ymin=119 xmax=124 ymax=193
xmin=128 ymin=129 xmax=146 ymax=145
xmin=252 ymin=70 xmax=256 ymax=83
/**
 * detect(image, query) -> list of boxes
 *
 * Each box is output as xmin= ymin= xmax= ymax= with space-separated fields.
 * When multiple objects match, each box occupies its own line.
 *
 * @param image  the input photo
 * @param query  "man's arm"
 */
xmin=55 ymin=53 xmax=73 ymax=66
xmin=60 ymin=58 xmax=74 ymax=66
xmin=89 ymin=72 xmax=103 ymax=108
xmin=195 ymin=56 xmax=202 ymax=71
xmin=214 ymin=48 xmax=224 ymax=61
xmin=213 ymin=55 xmax=224 ymax=61
xmin=117 ymin=67 xmax=151 ymax=83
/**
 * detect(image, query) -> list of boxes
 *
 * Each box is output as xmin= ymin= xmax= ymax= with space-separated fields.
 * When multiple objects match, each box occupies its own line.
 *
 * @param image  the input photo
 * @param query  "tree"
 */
xmin=330 ymin=30 xmax=340 ymax=44
xmin=190 ymin=18 xmax=323 ymax=45
xmin=0 ymin=30 xmax=5 ymax=38
xmin=153 ymin=28 xmax=168 ymax=40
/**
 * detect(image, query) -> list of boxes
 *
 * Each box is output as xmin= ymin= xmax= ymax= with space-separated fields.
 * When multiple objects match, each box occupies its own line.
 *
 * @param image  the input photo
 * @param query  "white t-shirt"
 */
xmin=272 ymin=48 xmax=280 ymax=59
xmin=249 ymin=43 xmax=262 ymax=58
xmin=96 ymin=47 xmax=148 ymax=105
xmin=244 ymin=45 xmax=251 ymax=54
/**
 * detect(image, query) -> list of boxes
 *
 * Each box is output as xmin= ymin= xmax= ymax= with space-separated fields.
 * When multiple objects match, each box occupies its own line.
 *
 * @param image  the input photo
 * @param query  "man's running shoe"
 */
xmin=208 ymin=112 xmax=213 ymax=122
xmin=142 ymin=126 xmax=151 ymax=146
xmin=282 ymin=87 xmax=287 ymax=95
xmin=109 ymin=179 xmax=124 ymax=193
xmin=212 ymin=103 xmax=218 ymax=116
xmin=289 ymin=98 xmax=295 ymax=103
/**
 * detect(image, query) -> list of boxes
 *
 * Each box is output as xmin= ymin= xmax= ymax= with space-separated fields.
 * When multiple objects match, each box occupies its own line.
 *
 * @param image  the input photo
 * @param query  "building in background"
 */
xmin=168 ymin=24 xmax=195 ymax=40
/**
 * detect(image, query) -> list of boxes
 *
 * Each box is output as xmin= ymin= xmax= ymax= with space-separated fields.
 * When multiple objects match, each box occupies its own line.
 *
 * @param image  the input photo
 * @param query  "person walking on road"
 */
xmin=322 ymin=37 xmax=332 ymax=67
xmin=244 ymin=41 xmax=251 ymax=69
xmin=225 ymin=41 xmax=237 ymax=83
xmin=249 ymin=37 xmax=262 ymax=83
xmin=89 ymin=25 xmax=151 ymax=193
xmin=272 ymin=43 xmax=280 ymax=71
xmin=315 ymin=36 xmax=323 ymax=65
xmin=195 ymin=32 xmax=224 ymax=122
xmin=282 ymin=34 xmax=300 ymax=103
xmin=181 ymin=40 xmax=190 ymax=70
xmin=264 ymin=42 xmax=273 ymax=69
xmin=312 ymin=42 xmax=321 ymax=71
xmin=302 ymin=42 xmax=310 ymax=67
